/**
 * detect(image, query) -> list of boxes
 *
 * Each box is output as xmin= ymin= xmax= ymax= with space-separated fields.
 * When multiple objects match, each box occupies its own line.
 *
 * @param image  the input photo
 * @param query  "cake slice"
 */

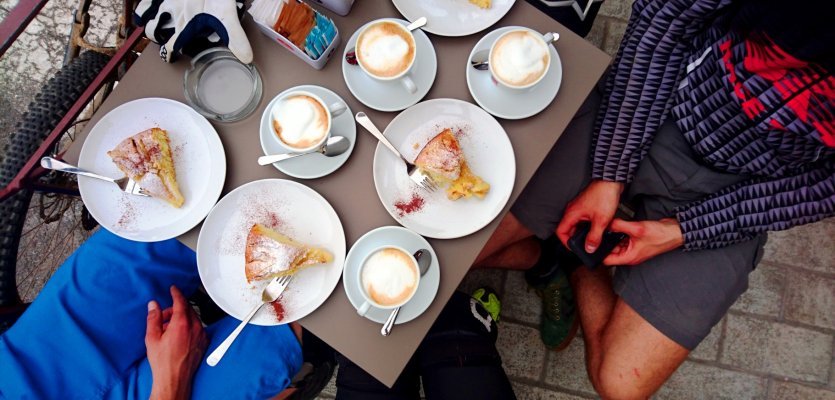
xmin=414 ymin=129 xmax=490 ymax=200
xmin=107 ymin=128 xmax=185 ymax=208
xmin=244 ymin=223 xmax=333 ymax=283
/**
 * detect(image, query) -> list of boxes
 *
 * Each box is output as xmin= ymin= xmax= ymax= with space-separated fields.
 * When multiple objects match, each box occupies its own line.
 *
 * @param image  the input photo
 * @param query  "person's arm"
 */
xmin=676 ymin=160 xmax=835 ymax=250
xmin=146 ymin=286 xmax=209 ymax=400
xmin=591 ymin=0 xmax=733 ymax=183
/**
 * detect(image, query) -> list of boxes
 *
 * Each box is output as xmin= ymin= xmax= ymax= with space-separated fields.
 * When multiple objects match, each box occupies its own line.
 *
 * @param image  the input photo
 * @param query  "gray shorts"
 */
xmin=511 ymin=78 xmax=767 ymax=350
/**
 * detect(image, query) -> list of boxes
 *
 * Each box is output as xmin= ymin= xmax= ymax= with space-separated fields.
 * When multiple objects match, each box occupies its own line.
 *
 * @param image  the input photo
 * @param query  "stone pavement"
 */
xmin=1 ymin=0 xmax=832 ymax=398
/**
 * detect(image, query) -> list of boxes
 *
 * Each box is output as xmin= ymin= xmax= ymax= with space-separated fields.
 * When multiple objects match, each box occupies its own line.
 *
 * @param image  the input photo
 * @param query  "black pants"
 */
xmin=335 ymin=292 xmax=516 ymax=400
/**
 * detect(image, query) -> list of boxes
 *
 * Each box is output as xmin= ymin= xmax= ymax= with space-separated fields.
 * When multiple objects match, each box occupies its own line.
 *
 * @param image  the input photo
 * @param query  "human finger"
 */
xmin=585 ymin=216 xmax=608 ymax=253
xmin=170 ymin=285 xmax=189 ymax=321
xmin=556 ymin=209 xmax=584 ymax=247
xmin=609 ymin=218 xmax=642 ymax=236
xmin=145 ymin=300 xmax=163 ymax=343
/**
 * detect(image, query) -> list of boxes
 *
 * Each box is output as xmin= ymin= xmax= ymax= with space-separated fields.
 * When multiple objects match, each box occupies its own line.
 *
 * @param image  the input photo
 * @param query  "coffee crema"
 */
xmin=361 ymin=247 xmax=418 ymax=307
xmin=490 ymin=30 xmax=550 ymax=87
xmin=271 ymin=94 xmax=329 ymax=149
xmin=356 ymin=21 xmax=415 ymax=78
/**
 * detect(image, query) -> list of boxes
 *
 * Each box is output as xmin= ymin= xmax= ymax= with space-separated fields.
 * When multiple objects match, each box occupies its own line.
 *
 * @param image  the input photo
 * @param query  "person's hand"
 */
xmin=556 ymin=180 xmax=624 ymax=253
xmin=602 ymin=218 xmax=684 ymax=266
xmin=134 ymin=0 xmax=253 ymax=63
xmin=146 ymin=286 xmax=209 ymax=400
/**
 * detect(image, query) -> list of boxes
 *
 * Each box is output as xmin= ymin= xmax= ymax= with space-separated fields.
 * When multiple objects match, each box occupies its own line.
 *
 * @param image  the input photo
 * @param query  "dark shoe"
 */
xmin=472 ymin=286 xmax=502 ymax=322
xmin=288 ymin=329 xmax=336 ymax=399
xmin=539 ymin=267 xmax=579 ymax=351
xmin=525 ymin=236 xmax=582 ymax=295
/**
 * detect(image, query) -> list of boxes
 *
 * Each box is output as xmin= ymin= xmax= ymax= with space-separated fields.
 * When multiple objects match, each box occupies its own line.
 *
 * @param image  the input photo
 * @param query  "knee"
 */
xmin=590 ymin=363 xmax=652 ymax=400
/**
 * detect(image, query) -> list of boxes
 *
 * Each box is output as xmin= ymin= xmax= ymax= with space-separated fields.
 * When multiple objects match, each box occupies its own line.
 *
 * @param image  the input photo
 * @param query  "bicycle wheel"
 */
xmin=0 ymin=50 xmax=111 ymax=315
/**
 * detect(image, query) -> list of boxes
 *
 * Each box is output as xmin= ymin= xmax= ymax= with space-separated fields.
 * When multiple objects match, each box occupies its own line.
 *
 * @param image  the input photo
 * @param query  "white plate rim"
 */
xmin=258 ymin=85 xmax=356 ymax=179
xmin=391 ymin=0 xmax=516 ymax=37
xmin=77 ymin=97 xmax=227 ymax=242
xmin=195 ymin=178 xmax=347 ymax=326
xmin=341 ymin=18 xmax=437 ymax=112
xmin=341 ymin=225 xmax=440 ymax=324
xmin=372 ymin=98 xmax=516 ymax=239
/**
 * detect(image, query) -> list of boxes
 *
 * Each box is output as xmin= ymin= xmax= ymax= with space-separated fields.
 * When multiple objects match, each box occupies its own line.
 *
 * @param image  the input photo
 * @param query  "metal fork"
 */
xmin=40 ymin=157 xmax=149 ymax=197
xmin=355 ymin=112 xmax=438 ymax=192
xmin=207 ymin=274 xmax=294 ymax=366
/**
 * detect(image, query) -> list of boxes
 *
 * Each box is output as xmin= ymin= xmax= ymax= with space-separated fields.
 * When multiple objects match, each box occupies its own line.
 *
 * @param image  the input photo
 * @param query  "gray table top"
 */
xmin=66 ymin=0 xmax=609 ymax=387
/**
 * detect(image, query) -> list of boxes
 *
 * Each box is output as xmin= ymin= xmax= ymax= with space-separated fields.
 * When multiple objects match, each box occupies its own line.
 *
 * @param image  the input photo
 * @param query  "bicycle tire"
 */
xmin=0 ymin=50 xmax=111 ymax=308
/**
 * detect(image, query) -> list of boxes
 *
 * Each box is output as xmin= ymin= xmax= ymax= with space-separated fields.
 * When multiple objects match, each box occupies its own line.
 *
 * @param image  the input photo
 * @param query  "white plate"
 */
xmin=467 ymin=26 xmax=563 ymax=120
xmin=196 ymin=179 xmax=346 ymax=326
xmin=342 ymin=18 xmax=437 ymax=112
xmin=343 ymin=226 xmax=440 ymax=324
xmin=392 ymin=0 xmax=516 ymax=37
xmin=259 ymin=85 xmax=356 ymax=179
xmin=372 ymin=99 xmax=515 ymax=239
xmin=77 ymin=98 xmax=226 ymax=242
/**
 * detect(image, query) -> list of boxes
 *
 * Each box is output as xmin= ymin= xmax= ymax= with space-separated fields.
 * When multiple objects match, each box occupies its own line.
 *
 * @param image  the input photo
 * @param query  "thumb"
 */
xmin=585 ymin=218 xmax=606 ymax=253
xmin=145 ymin=300 xmax=163 ymax=343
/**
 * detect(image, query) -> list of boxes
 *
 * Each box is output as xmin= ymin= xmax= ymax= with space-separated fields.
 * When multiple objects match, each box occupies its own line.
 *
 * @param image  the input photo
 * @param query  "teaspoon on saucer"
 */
xmin=257 ymin=135 xmax=350 ymax=166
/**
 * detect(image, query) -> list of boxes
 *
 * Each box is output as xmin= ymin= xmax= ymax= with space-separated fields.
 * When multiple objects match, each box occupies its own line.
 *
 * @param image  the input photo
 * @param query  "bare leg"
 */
xmin=473 ymin=213 xmax=537 ymax=269
xmin=473 ymin=236 xmax=540 ymax=270
xmin=571 ymin=268 xmax=689 ymax=400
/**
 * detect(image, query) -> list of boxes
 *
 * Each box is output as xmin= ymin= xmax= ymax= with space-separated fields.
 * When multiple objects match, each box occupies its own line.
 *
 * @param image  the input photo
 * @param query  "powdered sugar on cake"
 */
xmin=219 ymin=187 xmax=290 ymax=257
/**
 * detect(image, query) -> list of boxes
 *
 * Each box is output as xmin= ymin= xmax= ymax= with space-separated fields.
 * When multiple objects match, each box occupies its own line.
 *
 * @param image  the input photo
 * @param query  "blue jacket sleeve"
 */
xmin=676 ymin=160 xmax=835 ymax=250
xmin=591 ymin=0 xmax=733 ymax=183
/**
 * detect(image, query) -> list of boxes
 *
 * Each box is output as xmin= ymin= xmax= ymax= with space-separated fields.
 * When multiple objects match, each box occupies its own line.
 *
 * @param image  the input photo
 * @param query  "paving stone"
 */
xmin=656 ymin=361 xmax=766 ymax=400
xmin=458 ymin=268 xmax=507 ymax=298
xmin=320 ymin=367 xmax=337 ymax=396
xmin=763 ymin=222 xmax=835 ymax=274
xmin=497 ymin=322 xmax=548 ymax=380
xmin=544 ymin=337 xmax=597 ymax=395
xmin=511 ymin=382 xmax=591 ymax=400
xmin=722 ymin=314 xmax=832 ymax=383
xmin=503 ymin=271 xmax=542 ymax=325
xmin=731 ymin=263 xmax=786 ymax=317
xmin=689 ymin=317 xmax=724 ymax=362
xmin=769 ymin=381 xmax=835 ymax=400
xmin=585 ymin=15 xmax=606 ymax=49
xmin=602 ymin=18 xmax=628 ymax=56
xmin=784 ymin=270 xmax=835 ymax=331
xmin=599 ymin=0 xmax=634 ymax=21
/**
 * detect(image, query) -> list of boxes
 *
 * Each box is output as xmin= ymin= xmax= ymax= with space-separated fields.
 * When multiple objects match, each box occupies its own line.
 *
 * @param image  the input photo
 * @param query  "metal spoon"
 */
xmin=257 ymin=135 xmax=350 ymax=166
xmin=381 ymin=249 xmax=431 ymax=336
xmin=345 ymin=17 xmax=428 ymax=65
xmin=470 ymin=32 xmax=561 ymax=71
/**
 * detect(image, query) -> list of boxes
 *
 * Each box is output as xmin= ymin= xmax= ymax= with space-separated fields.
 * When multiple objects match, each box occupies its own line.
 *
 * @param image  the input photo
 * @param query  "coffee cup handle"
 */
xmin=357 ymin=301 xmax=372 ymax=317
xmin=401 ymin=74 xmax=417 ymax=94
xmin=329 ymin=101 xmax=347 ymax=117
xmin=543 ymin=32 xmax=560 ymax=45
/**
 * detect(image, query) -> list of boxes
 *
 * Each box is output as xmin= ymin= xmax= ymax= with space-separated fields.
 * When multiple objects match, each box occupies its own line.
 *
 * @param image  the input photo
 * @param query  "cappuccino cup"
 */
xmin=488 ymin=28 xmax=556 ymax=91
xmin=355 ymin=20 xmax=418 ymax=94
xmin=357 ymin=246 xmax=420 ymax=316
xmin=269 ymin=90 xmax=347 ymax=152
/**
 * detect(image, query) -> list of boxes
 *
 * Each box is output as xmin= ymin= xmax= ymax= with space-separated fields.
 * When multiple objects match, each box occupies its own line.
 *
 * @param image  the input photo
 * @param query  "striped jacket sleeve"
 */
xmin=676 ymin=161 xmax=835 ymax=250
xmin=591 ymin=0 xmax=733 ymax=183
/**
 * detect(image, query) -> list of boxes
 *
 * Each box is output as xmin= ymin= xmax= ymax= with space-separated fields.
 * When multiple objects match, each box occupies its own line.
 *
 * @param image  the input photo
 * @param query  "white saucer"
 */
xmin=259 ymin=85 xmax=356 ymax=180
xmin=343 ymin=226 xmax=440 ymax=325
xmin=466 ymin=26 xmax=563 ymax=120
xmin=342 ymin=18 xmax=437 ymax=112
xmin=391 ymin=0 xmax=516 ymax=37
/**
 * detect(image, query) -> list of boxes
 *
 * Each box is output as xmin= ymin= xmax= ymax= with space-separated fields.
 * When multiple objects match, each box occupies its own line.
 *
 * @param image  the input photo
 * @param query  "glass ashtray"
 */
xmin=184 ymin=47 xmax=263 ymax=122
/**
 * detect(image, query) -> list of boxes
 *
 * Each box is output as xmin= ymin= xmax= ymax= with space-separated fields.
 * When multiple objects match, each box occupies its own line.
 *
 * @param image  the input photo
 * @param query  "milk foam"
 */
xmin=272 ymin=95 xmax=328 ymax=149
xmin=491 ymin=31 xmax=549 ymax=87
xmin=357 ymin=22 xmax=415 ymax=78
xmin=361 ymin=248 xmax=418 ymax=306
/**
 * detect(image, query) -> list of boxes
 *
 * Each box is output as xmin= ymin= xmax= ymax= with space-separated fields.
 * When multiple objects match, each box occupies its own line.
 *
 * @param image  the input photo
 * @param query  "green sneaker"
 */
xmin=539 ymin=267 xmax=579 ymax=351
xmin=472 ymin=287 xmax=501 ymax=322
